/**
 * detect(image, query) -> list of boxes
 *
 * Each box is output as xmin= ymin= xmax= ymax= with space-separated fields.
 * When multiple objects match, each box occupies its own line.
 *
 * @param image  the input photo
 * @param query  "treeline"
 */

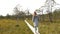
xmin=0 ymin=4 xmax=60 ymax=22
xmin=40 ymin=9 xmax=60 ymax=22
xmin=0 ymin=14 xmax=32 ymax=20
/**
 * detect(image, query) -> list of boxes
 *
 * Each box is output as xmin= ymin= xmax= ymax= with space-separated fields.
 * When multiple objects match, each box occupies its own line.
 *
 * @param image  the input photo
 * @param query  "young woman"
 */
xmin=32 ymin=11 xmax=39 ymax=34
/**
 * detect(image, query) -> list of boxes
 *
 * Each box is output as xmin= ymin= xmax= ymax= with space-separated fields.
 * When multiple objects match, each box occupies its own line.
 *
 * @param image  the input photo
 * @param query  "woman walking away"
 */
xmin=32 ymin=11 xmax=40 ymax=34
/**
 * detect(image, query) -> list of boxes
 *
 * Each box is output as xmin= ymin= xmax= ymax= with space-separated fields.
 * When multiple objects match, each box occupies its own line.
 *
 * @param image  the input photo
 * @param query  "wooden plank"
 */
xmin=24 ymin=20 xmax=40 ymax=34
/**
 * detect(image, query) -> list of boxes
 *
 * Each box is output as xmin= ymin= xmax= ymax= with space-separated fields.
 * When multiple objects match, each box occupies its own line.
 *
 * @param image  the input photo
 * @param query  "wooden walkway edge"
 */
xmin=24 ymin=20 xmax=40 ymax=34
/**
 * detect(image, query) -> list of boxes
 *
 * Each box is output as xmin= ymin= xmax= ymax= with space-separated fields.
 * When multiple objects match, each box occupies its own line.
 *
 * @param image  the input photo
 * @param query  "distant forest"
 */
xmin=0 ymin=9 xmax=60 ymax=20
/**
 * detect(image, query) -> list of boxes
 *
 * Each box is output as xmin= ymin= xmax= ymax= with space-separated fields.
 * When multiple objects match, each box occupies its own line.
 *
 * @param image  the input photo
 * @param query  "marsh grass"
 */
xmin=0 ymin=19 xmax=60 ymax=34
xmin=0 ymin=19 xmax=33 ymax=34
xmin=27 ymin=19 xmax=60 ymax=34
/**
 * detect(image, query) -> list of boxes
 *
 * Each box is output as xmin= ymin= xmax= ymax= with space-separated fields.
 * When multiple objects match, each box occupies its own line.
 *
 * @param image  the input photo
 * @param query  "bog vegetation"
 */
xmin=0 ymin=9 xmax=60 ymax=34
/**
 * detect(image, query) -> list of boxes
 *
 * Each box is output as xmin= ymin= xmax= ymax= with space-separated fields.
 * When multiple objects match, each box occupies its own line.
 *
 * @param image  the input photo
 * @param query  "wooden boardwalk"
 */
xmin=24 ymin=20 xmax=40 ymax=34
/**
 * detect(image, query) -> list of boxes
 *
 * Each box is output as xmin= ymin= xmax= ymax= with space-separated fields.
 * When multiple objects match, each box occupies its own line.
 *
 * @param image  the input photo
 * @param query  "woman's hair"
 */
xmin=34 ymin=12 xmax=37 ymax=16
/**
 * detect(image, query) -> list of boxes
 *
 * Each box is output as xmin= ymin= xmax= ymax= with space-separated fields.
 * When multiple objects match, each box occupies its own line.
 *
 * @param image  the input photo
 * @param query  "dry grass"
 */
xmin=27 ymin=19 xmax=60 ymax=34
xmin=0 ymin=19 xmax=60 ymax=34
xmin=0 ymin=19 xmax=33 ymax=34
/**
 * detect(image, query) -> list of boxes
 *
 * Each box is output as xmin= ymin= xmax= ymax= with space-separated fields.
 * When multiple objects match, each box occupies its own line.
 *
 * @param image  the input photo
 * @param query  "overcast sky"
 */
xmin=0 ymin=0 xmax=60 ymax=16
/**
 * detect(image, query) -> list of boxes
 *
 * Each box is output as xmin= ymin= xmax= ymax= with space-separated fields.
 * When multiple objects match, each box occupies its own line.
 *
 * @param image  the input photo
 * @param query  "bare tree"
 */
xmin=13 ymin=4 xmax=26 ymax=27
